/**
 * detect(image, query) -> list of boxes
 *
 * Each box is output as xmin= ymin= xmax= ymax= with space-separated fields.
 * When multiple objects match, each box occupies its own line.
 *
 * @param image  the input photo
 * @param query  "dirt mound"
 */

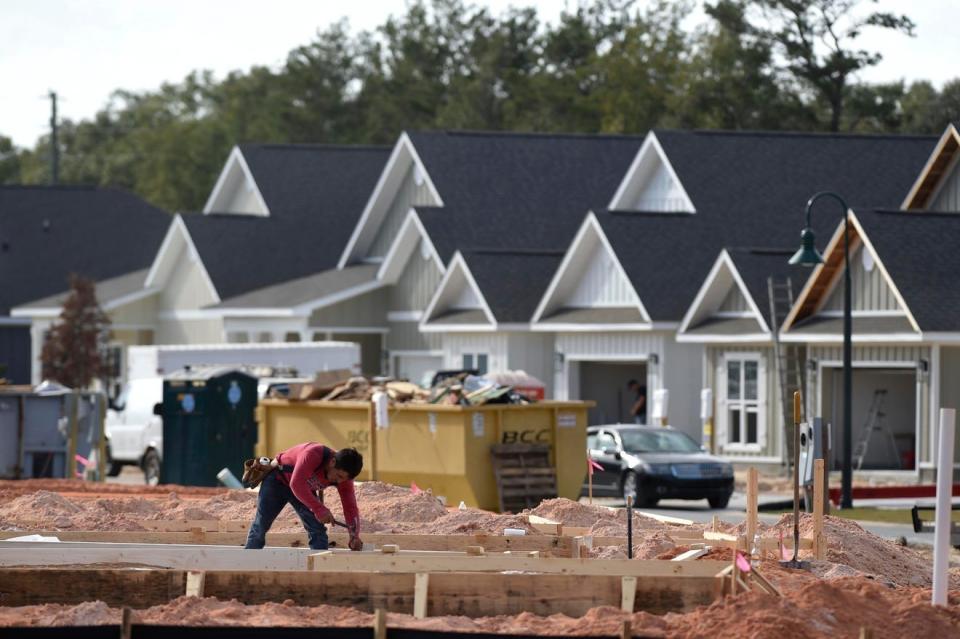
xmin=590 ymin=530 xmax=677 ymax=560
xmin=526 ymin=498 xmax=680 ymax=537
xmin=2 ymin=579 xmax=957 ymax=636
xmin=767 ymin=513 xmax=938 ymax=587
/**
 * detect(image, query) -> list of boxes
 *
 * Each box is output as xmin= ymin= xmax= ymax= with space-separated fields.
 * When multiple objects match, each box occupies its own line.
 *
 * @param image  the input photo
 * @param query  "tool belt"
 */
xmin=241 ymin=457 xmax=291 ymax=488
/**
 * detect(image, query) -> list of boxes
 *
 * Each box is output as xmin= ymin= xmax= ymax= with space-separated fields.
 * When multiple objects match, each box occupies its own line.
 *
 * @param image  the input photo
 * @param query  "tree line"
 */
xmin=1 ymin=0 xmax=958 ymax=212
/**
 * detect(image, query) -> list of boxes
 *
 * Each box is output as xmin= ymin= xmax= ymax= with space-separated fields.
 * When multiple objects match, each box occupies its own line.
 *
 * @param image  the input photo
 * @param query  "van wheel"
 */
xmin=142 ymin=450 xmax=161 ymax=486
xmin=106 ymin=446 xmax=123 ymax=477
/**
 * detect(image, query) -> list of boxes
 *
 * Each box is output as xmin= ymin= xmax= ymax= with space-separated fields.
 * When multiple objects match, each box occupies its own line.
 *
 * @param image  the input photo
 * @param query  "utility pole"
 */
xmin=48 ymin=90 xmax=59 ymax=185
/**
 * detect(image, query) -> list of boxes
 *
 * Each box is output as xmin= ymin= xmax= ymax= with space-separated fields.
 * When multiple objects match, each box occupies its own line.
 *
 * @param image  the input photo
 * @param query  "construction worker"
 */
xmin=244 ymin=443 xmax=364 ymax=551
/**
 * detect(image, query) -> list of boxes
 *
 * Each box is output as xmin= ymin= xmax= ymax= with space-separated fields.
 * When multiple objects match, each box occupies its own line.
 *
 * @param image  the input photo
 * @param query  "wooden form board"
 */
xmin=307 ymin=550 xmax=728 ymax=578
xmin=0 ymin=531 xmax=586 ymax=556
xmin=0 ymin=541 xmax=313 ymax=571
xmin=0 ymin=568 xmax=722 ymax=616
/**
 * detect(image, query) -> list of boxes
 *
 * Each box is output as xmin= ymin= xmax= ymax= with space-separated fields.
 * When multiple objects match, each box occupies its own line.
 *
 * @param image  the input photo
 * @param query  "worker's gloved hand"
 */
xmin=348 ymin=536 xmax=363 ymax=551
xmin=317 ymin=511 xmax=334 ymax=525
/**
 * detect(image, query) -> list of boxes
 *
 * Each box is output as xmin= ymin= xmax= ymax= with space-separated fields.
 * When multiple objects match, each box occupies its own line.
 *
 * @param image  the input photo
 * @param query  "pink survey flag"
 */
xmin=587 ymin=457 xmax=603 ymax=476
xmin=735 ymin=552 xmax=752 ymax=573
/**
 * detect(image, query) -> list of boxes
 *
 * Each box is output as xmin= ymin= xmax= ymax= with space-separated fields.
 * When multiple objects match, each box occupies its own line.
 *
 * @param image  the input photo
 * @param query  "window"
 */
xmin=596 ymin=432 xmax=617 ymax=452
xmin=586 ymin=432 xmax=599 ymax=451
xmin=462 ymin=353 xmax=489 ymax=375
xmin=723 ymin=355 xmax=763 ymax=448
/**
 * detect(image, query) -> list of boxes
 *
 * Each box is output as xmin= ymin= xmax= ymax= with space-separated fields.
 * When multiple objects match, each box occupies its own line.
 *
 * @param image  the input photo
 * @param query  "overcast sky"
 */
xmin=2 ymin=0 xmax=956 ymax=148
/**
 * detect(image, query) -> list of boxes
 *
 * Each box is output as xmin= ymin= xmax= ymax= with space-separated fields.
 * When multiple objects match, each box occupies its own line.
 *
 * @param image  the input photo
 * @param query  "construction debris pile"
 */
xmin=270 ymin=369 xmax=544 ymax=406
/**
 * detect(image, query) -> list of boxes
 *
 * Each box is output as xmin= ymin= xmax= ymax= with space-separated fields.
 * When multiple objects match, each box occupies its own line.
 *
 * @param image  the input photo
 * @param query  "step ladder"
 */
xmin=853 ymin=389 xmax=900 ymax=470
xmin=768 ymin=277 xmax=806 ymax=468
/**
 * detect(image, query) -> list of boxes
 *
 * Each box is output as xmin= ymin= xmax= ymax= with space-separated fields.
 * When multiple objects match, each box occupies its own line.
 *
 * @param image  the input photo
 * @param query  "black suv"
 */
xmin=584 ymin=424 xmax=735 ymax=509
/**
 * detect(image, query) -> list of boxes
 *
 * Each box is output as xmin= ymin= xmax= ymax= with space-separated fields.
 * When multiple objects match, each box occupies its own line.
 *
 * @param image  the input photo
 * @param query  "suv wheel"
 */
xmin=142 ymin=450 xmax=161 ymax=486
xmin=708 ymin=494 xmax=731 ymax=509
xmin=622 ymin=471 xmax=657 ymax=507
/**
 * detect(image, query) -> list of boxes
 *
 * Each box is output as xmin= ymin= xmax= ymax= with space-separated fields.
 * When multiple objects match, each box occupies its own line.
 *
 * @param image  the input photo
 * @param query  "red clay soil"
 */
xmin=1 ymin=579 xmax=958 ymax=637
xmin=526 ymin=498 xmax=692 ymax=537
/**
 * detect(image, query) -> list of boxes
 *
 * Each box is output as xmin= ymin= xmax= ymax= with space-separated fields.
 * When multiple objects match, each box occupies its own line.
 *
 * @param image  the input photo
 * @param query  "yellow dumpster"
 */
xmin=255 ymin=400 xmax=591 ymax=511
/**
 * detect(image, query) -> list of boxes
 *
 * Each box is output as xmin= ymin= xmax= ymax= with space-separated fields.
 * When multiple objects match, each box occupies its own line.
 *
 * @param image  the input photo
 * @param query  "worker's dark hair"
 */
xmin=334 ymin=447 xmax=363 ymax=479
xmin=626 ymin=379 xmax=639 ymax=388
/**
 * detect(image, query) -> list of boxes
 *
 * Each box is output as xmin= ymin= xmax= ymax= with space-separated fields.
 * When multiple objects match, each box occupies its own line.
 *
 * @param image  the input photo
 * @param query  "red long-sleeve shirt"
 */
xmin=274 ymin=442 xmax=360 ymax=534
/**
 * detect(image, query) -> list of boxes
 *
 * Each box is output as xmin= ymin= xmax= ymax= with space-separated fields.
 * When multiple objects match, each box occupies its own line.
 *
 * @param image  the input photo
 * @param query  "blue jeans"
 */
xmin=244 ymin=471 xmax=329 ymax=550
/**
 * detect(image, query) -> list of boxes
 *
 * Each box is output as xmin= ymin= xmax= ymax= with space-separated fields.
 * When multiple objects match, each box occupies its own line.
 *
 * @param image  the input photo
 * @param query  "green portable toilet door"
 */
xmin=211 ymin=373 xmax=258 ymax=482
xmin=161 ymin=383 xmax=209 ymax=485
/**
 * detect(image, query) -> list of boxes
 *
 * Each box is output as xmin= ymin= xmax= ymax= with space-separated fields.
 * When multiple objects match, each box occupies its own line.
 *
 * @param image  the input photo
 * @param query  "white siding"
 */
xmin=718 ymin=285 xmax=749 ymax=313
xmin=369 ymin=164 xmax=438 ymax=258
xmin=661 ymin=338 xmax=705 ymax=440
xmin=567 ymin=242 xmax=636 ymax=307
xmin=631 ymin=161 xmax=689 ymax=212
xmin=160 ymin=246 xmax=217 ymax=312
xmin=938 ymin=347 xmax=960 ymax=463
xmin=931 ymin=160 xmax=960 ymax=211
xmin=156 ymin=318 xmax=224 ymax=344
xmin=823 ymin=244 xmax=902 ymax=312
xmin=388 ymin=321 xmax=441 ymax=352
xmin=110 ymin=295 xmax=158 ymax=327
xmin=223 ymin=175 xmax=266 ymax=215
xmin=443 ymin=333 xmax=509 ymax=372
xmin=389 ymin=248 xmax=443 ymax=312
xmin=507 ymin=333 xmax=555 ymax=397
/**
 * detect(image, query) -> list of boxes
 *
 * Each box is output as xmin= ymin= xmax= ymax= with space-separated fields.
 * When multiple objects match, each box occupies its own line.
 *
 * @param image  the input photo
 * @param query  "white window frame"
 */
xmin=717 ymin=351 xmax=766 ymax=453
xmin=462 ymin=352 xmax=489 ymax=375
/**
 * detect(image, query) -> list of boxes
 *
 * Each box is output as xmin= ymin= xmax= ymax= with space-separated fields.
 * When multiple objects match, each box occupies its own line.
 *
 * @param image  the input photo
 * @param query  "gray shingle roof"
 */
xmin=186 ymin=144 xmax=390 ymax=301
xmin=460 ymin=249 xmax=564 ymax=324
xmin=852 ymin=209 xmax=960 ymax=332
xmin=407 ymin=130 xmax=644 ymax=263
xmin=596 ymin=130 xmax=937 ymax=322
xmin=16 ymin=269 xmax=149 ymax=310
xmin=724 ymin=248 xmax=809 ymax=327
xmin=211 ymin=264 xmax=379 ymax=310
xmin=0 ymin=186 xmax=170 ymax=315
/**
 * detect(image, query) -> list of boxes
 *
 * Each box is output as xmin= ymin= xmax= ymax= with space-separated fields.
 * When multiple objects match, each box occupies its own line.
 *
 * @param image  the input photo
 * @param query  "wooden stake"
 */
xmin=711 ymin=515 xmax=720 ymax=533
xmin=620 ymin=619 xmax=632 ymax=639
xmin=620 ymin=576 xmax=637 ymax=612
xmin=413 ymin=572 xmax=429 ymax=619
xmin=746 ymin=467 xmax=758 ymax=557
xmin=730 ymin=548 xmax=738 ymax=595
xmin=859 ymin=627 xmax=873 ymax=639
xmin=381 ymin=544 xmax=399 ymax=554
xmin=588 ymin=465 xmax=594 ymax=505
xmin=373 ymin=608 xmax=387 ymax=639
xmin=120 ymin=607 xmax=132 ymax=639
xmin=369 ymin=402 xmax=379 ymax=481
xmin=185 ymin=570 xmax=205 ymax=597
xmin=813 ymin=458 xmax=826 ymax=560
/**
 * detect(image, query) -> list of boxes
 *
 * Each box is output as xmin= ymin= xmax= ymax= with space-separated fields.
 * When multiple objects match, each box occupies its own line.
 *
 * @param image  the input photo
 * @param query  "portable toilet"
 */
xmin=160 ymin=367 xmax=258 ymax=486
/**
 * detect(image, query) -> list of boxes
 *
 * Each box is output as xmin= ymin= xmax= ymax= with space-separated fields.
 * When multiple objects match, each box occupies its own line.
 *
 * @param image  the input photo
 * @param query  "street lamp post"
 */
xmin=789 ymin=191 xmax=853 ymax=510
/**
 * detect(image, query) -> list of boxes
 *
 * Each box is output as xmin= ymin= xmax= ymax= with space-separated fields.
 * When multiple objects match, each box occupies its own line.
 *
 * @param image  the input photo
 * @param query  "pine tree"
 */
xmin=40 ymin=275 xmax=111 ymax=389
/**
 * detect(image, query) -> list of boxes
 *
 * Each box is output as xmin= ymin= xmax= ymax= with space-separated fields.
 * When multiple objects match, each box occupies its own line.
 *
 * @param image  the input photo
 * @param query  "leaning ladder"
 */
xmin=853 ymin=389 xmax=900 ymax=470
xmin=768 ymin=277 xmax=806 ymax=469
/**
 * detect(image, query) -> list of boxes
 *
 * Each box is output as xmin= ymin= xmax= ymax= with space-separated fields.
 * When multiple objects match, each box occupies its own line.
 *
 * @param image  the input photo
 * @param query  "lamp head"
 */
xmin=789 ymin=227 xmax=824 ymax=266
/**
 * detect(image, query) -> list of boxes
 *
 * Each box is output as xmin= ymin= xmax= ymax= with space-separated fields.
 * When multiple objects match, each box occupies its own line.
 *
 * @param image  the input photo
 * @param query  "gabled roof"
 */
xmin=13 ymin=269 xmax=153 ymax=315
xmin=183 ymin=144 xmax=390 ymax=300
xmin=588 ymin=130 xmax=936 ymax=322
xmin=403 ymin=130 xmax=645 ymax=262
xmin=422 ymin=249 xmax=563 ymax=329
xmin=849 ymin=209 xmax=960 ymax=332
xmin=677 ymin=247 xmax=804 ymax=340
xmin=0 ymin=186 xmax=170 ymax=316
xmin=209 ymin=264 xmax=381 ymax=315
xmin=902 ymin=123 xmax=960 ymax=210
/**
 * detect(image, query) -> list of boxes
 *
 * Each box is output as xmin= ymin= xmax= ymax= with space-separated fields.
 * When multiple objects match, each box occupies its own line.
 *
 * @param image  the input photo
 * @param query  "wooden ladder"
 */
xmin=490 ymin=444 xmax=558 ymax=513
xmin=768 ymin=276 xmax=806 ymax=467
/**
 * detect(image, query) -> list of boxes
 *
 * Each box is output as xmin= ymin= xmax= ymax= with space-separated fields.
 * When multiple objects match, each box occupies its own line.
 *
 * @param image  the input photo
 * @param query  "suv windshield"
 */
xmin=619 ymin=429 xmax=701 ymax=453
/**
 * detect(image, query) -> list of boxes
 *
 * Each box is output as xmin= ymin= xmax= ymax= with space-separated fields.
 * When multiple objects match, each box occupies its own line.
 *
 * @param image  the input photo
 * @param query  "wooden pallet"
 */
xmin=490 ymin=444 xmax=557 ymax=513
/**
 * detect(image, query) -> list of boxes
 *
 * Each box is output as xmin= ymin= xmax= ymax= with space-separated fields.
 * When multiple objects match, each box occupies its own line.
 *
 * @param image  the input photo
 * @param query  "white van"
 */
xmin=105 ymin=377 xmax=163 ymax=485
